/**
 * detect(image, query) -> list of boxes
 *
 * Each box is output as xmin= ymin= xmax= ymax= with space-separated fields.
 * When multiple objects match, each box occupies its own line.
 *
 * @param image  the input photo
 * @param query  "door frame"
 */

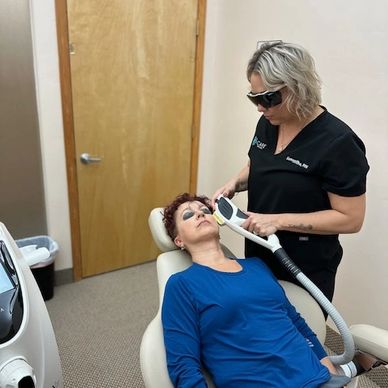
xmin=55 ymin=0 xmax=206 ymax=281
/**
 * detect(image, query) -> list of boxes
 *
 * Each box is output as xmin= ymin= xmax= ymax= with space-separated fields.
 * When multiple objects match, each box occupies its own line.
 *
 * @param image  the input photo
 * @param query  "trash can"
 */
xmin=15 ymin=236 xmax=59 ymax=301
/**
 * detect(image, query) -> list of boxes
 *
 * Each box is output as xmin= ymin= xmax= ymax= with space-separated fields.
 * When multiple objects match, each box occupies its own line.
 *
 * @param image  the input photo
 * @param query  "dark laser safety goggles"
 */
xmin=246 ymin=88 xmax=283 ymax=109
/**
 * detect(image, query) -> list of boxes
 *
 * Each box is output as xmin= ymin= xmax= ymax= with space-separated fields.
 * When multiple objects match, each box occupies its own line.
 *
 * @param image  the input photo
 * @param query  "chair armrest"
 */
xmin=350 ymin=324 xmax=388 ymax=363
xmin=140 ymin=314 xmax=173 ymax=388
xmin=140 ymin=311 xmax=216 ymax=388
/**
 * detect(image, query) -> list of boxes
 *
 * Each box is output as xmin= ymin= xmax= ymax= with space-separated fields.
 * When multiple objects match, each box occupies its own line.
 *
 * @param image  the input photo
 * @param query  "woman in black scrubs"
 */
xmin=212 ymin=41 xmax=369 ymax=303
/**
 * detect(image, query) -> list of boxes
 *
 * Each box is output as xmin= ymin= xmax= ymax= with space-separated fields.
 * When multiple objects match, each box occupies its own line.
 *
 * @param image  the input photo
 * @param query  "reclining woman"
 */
xmin=161 ymin=193 xmax=351 ymax=388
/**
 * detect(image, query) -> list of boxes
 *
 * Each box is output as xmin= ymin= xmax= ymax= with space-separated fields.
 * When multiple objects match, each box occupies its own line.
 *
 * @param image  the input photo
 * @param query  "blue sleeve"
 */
xmin=161 ymin=274 xmax=207 ymax=387
xmin=283 ymin=296 xmax=328 ymax=360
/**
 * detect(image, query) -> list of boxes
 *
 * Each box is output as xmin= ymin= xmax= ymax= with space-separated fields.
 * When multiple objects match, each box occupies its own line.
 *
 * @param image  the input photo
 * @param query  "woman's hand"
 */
xmin=211 ymin=163 xmax=250 ymax=208
xmin=320 ymin=356 xmax=338 ymax=374
xmin=211 ymin=178 xmax=239 ymax=207
xmin=241 ymin=212 xmax=280 ymax=236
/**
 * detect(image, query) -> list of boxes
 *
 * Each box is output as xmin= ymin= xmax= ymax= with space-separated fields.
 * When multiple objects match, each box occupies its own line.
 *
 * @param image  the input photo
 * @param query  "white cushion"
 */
xmin=148 ymin=208 xmax=177 ymax=252
xmin=350 ymin=324 xmax=388 ymax=362
xmin=140 ymin=314 xmax=173 ymax=388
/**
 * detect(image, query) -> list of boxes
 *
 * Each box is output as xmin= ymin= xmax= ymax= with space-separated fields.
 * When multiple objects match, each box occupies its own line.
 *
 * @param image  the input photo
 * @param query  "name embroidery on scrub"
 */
xmin=286 ymin=156 xmax=309 ymax=169
xmin=252 ymin=135 xmax=267 ymax=150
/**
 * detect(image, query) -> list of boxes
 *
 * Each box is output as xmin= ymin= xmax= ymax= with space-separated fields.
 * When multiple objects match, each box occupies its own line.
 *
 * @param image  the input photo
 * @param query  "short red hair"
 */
xmin=163 ymin=193 xmax=212 ymax=239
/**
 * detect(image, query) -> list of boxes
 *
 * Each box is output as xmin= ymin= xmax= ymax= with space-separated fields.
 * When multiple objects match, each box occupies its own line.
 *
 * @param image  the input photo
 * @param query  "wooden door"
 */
xmin=65 ymin=0 xmax=201 ymax=277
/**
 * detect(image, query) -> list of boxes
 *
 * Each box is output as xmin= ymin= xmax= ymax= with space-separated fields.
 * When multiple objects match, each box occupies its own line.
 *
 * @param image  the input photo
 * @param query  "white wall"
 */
xmin=198 ymin=0 xmax=388 ymax=328
xmin=30 ymin=0 xmax=72 ymax=270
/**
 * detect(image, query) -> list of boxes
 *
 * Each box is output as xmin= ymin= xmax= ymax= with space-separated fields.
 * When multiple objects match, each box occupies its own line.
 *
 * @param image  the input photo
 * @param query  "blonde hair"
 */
xmin=247 ymin=42 xmax=321 ymax=119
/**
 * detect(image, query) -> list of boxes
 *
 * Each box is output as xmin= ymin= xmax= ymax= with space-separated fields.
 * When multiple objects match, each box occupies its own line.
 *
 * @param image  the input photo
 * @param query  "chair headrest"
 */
xmin=148 ymin=208 xmax=178 ymax=252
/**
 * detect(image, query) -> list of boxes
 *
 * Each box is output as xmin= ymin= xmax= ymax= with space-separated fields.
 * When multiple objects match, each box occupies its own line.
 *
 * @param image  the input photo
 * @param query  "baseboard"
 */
xmin=54 ymin=268 xmax=74 ymax=286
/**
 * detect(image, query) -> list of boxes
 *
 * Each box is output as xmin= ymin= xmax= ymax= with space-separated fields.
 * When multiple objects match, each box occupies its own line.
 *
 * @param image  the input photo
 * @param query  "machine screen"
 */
xmin=0 ymin=262 xmax=14 ymax=294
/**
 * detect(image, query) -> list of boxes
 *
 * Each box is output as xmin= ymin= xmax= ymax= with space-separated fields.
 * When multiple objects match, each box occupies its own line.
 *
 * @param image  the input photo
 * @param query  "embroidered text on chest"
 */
xmin=252 ymin=136 xmax=267 ymax=150
xmin=286 ymin=156 xmax=309 ymax=169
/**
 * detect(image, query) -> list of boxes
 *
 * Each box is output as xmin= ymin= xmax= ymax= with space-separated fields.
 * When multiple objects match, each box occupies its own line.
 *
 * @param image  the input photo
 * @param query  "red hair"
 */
xmin=163 ymin=193 xmax=212 ymax=239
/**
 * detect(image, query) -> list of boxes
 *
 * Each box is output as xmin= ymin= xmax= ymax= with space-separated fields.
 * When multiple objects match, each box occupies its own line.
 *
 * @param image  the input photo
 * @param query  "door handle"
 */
xmin=80 ymin=153 xmax=102 ymax=165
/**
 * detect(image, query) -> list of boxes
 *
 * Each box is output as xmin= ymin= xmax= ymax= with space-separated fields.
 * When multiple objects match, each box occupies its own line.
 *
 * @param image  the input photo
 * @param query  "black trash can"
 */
xmin=16 ymin=236 xmax=59 ymax=301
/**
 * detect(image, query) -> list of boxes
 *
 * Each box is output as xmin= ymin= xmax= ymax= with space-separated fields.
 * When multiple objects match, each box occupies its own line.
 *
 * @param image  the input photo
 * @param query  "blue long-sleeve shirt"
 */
xmin=162 ymin=258 xmax=330 ymax=387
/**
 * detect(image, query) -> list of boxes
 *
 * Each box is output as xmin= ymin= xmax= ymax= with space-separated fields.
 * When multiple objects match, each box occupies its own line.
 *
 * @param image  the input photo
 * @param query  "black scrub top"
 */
xmin=246 ymin=107 xmax=369 ymax=283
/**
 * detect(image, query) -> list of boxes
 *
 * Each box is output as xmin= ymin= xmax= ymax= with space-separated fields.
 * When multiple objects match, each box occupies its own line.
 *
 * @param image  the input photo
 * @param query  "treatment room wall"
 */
xmin=197 ymin=0 xmax=388 ymax=329
xmin=30 ymin=0 xmax=72 ymax=271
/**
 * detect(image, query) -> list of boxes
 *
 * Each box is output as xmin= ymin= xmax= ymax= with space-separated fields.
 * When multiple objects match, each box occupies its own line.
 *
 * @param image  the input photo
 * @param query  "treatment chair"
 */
xmin=140 ymin=208 xmax=388 ymax=388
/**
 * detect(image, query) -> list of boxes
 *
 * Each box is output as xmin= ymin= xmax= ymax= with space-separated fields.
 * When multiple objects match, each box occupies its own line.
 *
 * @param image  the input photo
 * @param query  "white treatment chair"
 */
xmin=140 ymin=207 xmax=328 ymax=387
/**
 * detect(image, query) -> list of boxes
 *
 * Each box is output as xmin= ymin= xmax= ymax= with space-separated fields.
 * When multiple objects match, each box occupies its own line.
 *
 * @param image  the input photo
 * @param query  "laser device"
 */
xmin=0 ymin=223 xmax=63 ymax=388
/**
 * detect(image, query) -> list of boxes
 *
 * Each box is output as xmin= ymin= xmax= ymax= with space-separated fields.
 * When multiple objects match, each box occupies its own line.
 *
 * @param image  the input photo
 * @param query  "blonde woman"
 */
xmin=212 ymin=41 xmax=369 ymax=305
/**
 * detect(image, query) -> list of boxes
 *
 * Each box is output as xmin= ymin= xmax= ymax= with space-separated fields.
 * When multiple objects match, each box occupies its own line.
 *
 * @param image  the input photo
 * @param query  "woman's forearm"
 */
xmin=211 ymin=162 xmax=250 ymax=206
xmin=279 ymin=208 xmax=363 ymax=235
xmin=279 ymin=193 xmax=366 ymax=234
xmin=243 ymin=193 xmax=366 ymax=236
xmin=234 ymin=162 xmax=250 ymax=193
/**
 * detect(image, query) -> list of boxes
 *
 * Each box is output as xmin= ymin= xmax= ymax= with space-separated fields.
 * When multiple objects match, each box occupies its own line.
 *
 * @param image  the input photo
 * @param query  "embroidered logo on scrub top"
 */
xmin=252 ymin=135 xmax=267 ymax=150
xmin=286 ymin=156 xmax=309 ymax=169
